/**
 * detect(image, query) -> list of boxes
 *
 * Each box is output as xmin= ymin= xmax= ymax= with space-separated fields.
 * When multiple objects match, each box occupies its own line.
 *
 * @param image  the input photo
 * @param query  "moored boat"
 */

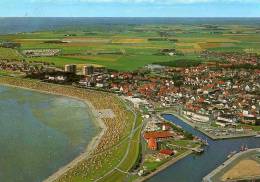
xmin=227 ymin=151 xmax=237 ymax=159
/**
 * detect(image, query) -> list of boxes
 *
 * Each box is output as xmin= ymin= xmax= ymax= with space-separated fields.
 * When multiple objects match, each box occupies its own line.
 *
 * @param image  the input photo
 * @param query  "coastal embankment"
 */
xmin=0 ymin=76 xmax=135 ymax=182
xmin=0 ymin=76 xmax=107 ymax=181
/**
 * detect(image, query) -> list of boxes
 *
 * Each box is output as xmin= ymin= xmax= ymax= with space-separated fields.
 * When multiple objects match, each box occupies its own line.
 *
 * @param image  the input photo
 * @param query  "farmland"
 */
xmin=0 ymin=23 xmax=260 ymax=71
xmin=0 ymin=47 xmax=22 ymax=60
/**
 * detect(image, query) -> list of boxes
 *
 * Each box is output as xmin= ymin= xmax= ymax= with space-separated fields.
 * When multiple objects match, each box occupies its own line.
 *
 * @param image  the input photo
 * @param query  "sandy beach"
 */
xmin=0 ymin=77 xmax=109 ymax=182
xmin=0 ymin=76 xmax=134 ymax=182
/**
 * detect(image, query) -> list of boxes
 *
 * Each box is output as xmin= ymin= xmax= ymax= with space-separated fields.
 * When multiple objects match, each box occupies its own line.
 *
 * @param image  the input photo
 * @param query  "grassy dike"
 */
xmin=98 ymin=113 xmax=143 ymax=182
xmin=0 ymin=76 xmax=142 ymax=182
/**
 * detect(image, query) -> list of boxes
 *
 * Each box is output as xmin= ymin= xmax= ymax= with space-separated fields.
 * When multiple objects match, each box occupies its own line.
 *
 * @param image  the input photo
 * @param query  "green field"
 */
xmin=0 ymin=47 xmax=22 ymax=60
xmin=1 ymin=24 xmax=259 ymax=71
xmin=99 ymin=113 xmax=143 ymax=182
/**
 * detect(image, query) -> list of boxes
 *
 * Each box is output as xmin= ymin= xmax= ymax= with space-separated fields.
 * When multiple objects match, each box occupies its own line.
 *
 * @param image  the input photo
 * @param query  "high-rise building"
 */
xmin=65 ymin=64 xmax=77 ymax=73
xmin=83 ymin=65 xmax=94 ymax=75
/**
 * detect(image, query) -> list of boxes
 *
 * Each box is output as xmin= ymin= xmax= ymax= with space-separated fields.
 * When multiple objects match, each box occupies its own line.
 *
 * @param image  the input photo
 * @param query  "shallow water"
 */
xmin=0 ymin=85 xmax=99 ymax=182
xmin=148 ymin=114 xmax=260 ymax=182
xmin=0 ymin=17 xmax=259 ymax=34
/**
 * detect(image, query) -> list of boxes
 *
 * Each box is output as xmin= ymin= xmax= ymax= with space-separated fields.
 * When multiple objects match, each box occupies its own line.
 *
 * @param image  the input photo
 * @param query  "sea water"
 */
xmin=0 ymin=85 xmax=99 ymax=182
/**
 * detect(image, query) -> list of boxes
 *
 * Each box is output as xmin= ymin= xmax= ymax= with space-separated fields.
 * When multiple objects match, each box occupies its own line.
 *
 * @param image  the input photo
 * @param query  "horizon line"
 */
xmin=0 ymin=16 xmax=260 ymax=18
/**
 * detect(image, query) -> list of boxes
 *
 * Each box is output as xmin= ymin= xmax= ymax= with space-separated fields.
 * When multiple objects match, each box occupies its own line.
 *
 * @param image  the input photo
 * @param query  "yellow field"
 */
xmin=222 ymin=159 xmax=260 ymax=181
xmin=112 ymin=38 xmax=147 ymax=44
xmin=199 ymin=42 xmax=235 ymax=49
xmin=63 ymin=37 xmax=111 ymax=43
xmin=176 ymin=42 xmax=203 ymax=53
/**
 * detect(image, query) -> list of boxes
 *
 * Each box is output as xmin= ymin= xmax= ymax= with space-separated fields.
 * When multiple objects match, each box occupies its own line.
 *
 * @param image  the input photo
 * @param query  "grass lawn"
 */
xmin=0 ymin=70 xmax=25 ymax=77
xmin=0 ymin=48 xmax=22 ymax=60
xmin=26 ymin=54 xmax=175 ymax=71
xmin=26 ymin=56 xmax=90 ymax=67
xmin=99 ymin=113 xmax=143 ymax=181
xmin=70 ymin=140 xmax=130 ymax=182
xmin=239 ymin=124 xmax=260 ymax=132
xmin=143 ymin=160 xmax=166 ymax=172
xmin=117 ymin=120 xmax=142 ymax=171
xmin=99 ymin=171 xmax=126 ymax=182
xmin=143 ymin=148 xmax=187 ymax=172
xmin=171 ymin=140 xmax=199 ymax=148
xmin=0 ymin=70 xmax=17 ymax=76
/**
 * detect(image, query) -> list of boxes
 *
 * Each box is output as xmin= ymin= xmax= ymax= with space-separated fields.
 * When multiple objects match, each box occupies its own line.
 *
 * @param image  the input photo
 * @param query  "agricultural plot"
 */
xmin=0 ymin=47 xmax=22 ymax=60
xmin=111 ymin=38 xmax=147 ymax=44
xmin=0 ymin=24 xmax=259 ymax=71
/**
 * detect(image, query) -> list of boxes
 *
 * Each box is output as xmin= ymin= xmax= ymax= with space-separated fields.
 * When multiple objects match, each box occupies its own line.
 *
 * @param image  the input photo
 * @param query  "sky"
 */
xmin=0 ymin=0 xmax=259 ymax=17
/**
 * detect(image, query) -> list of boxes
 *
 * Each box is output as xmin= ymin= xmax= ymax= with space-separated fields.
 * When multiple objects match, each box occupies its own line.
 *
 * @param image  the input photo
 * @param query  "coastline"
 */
xmin=5 ymin=76 xmax=256 ymax=182
xmin=0 ymin=78 xmax=107 ymax=182
xmin=43 ymin=100 xmax=107 ymax=182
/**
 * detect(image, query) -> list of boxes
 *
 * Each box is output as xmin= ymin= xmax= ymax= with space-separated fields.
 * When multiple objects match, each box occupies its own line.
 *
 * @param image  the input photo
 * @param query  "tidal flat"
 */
xmin=0 ymin=85 xmax=99 ymax=182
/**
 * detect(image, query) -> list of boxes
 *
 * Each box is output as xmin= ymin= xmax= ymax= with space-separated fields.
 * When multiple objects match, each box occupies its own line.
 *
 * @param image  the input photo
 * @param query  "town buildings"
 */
xmin=83 ymin=65 xmax=94 ymax=75
xmin=65 ymin=64 xmax=77 ymax=73
xmin=75 ymin=51 xmax=259 ymax=132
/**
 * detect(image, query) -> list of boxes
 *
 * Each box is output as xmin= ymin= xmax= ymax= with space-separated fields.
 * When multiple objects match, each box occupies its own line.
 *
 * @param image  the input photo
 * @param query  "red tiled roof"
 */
xmin=206 ymin=84 xmax=214 ymax=89
xmin=218 ymin=80 xmax=225 ymax=85
xmin=127 ymin=92 xmax=133 ymax=96
xmin=144 ymin=131 xmax=173 ymax=140
xmin=198 ymin=97 xmax=205 ymax=103
xmin=159 ymin=149 xmax=174 ymax=156
xmin=148 ymin=138 xmax=157 ymax=150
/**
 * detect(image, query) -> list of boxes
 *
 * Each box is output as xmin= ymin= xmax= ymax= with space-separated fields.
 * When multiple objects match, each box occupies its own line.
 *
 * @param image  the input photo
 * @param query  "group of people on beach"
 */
xmin=0 ymin=77 xmax=133 ymax=181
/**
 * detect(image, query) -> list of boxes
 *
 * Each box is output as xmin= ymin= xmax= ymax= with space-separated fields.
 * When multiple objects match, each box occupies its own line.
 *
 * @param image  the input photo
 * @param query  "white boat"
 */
xmin=227 ymin=151 xmax=237 ymax=159
xmin=255 ymin=135 xmax=260 ymax=138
